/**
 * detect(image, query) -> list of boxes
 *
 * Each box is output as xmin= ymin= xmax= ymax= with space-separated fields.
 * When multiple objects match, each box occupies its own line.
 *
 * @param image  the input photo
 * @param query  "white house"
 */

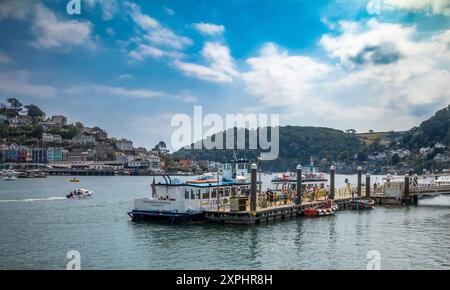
xmin=72 ymin=134 xmax=96 ymax=146
xmin=10 ymin=116 xmax=32 ymax=127
xmin=42 ymin=133 xmax=62 ymax=143
xmin=434 ymin=142 xmax=446 ymax=149
xmin=115 ymin=139 xmax=133 ymax=151
xmin=433 ymin=153 xmax=450 ymax=163
xmin=419 ymin=147 xmax=433 ymax=156
xmin=127 ymin=155 xmax=160 ymax=172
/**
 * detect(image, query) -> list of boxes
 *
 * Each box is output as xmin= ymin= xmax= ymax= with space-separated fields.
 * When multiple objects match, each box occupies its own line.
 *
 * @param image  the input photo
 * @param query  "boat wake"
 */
xmin=0 ymin=196 xmax=66 ymax=203
xmin=419 ymin=195 xmax=450 ymax=207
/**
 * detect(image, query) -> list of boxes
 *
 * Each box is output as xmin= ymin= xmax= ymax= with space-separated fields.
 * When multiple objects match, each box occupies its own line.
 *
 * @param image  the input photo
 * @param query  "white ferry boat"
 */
xmin=128 ymin=159 xmax=256 ymax=223
xmin=270 ymin=158 xmax=329 ymax=195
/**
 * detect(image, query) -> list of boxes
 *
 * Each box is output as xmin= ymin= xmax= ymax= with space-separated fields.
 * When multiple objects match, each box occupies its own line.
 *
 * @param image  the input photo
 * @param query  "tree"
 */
xmin=357 ymin=152 xmax=368 ymax=162
xmin=25 ymin=104 xmax=45 ymax=122
xmin=7 ymin=98 xmax=23 ymax=112
xmin=158 ymin=141 xmax=166 ymax=148
xmin=391 ymin=153 xmax=401 ymax=165
xmin=154 ymin=141 xmax=168 ymax=154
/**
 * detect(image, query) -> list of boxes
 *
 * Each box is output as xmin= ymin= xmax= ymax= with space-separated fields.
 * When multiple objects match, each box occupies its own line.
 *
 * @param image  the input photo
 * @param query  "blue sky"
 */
xmin=0 ymin=0 xmax=449 ymax=150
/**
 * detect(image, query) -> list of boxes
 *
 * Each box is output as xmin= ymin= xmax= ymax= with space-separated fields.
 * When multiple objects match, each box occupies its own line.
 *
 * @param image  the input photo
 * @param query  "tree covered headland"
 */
xmin=174 ymin=105 xmax=450 ymax=172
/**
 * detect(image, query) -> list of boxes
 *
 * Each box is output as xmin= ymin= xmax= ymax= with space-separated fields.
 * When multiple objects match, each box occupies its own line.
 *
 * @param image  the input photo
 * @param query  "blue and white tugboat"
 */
xmin=128 ymin=159 xmax=254 ymax=223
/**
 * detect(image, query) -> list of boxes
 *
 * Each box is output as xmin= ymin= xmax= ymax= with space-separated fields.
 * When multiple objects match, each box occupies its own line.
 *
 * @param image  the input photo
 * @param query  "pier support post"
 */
xmin=403 ymin=174 xmax=410 ymax=202
xmin=296 ymin=165 xmax=302 ymax=205
xmin=251 ymin=163 xmax=257 ymax=212
xmin=330 ymin=165 xmax=335 ymax=200
xmin=357 ymin=166 xmax=362 ymax=197
xmin=365 ymin=174 xmax=370 ymax=198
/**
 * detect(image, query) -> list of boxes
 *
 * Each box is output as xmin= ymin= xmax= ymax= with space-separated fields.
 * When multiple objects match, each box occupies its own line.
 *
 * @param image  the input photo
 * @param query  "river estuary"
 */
xmin=0 ymin=175 xmax=449 ymax=269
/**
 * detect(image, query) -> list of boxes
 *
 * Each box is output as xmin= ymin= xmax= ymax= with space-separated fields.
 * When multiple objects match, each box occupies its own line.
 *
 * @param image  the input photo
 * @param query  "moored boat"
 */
xmin=304 ymin=201 xmax=338 ymax=217
xmin=128 ymin=159 xmax=257 ymax=223
xmin=270 ymin=158 xmax=329 ymax=203
xmin=350 ymin=198 xmax=374 ymax=210
xmin=70 ymin=177 xmax=80 ymax=183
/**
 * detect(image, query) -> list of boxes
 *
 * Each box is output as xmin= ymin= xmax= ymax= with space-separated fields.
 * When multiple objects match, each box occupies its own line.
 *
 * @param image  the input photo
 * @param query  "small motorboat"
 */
xmin=70 ymin=177 xmax=80 ymax=183
xmin=350 ymin=198 xmax=375 ymax=210
xmin=304 ymin=201 xmax=338 ymax=217
xmin=66 ymin=189 xmax=93 ymax=199
xmin=3 ymin=175 xmax=18 ymax=181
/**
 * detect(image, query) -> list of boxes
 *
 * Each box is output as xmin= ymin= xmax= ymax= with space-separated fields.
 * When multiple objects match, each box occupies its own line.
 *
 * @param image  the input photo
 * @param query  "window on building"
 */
xmin=191 ymin=189 xmax=195 ymax=200
xmin=196 ymin=190 xmax=201 ymax=200
xmin=202 ymin=190 xmax=209 ymax=200
xmin=185 ymin=190 xmax=189 ymax=199
xmin=224 ymin=188 xmax=230 ymax=197
xmin=211 ymin=189 xmax=217 ymax=199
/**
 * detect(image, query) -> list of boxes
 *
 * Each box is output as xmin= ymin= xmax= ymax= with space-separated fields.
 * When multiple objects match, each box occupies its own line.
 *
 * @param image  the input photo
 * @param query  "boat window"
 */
xmin=320 ymin=183 xmax=324 ymax=189
xmin=238 ymin=164 xmax=245 ymax=170
xmin=185 ymin=190 xmax=189 ymax=199
xmin=202 ymin=189 xmax=209 ymax=200
xmin=224 ymin=188 xmax=230 ymax=197
xmin=191 ymin=189 xmax=195 ymax=199
xmin=211 ymin=189 xmax=217 ymax=198
xmin=218 ymin=188 xmax=224 ymax=197
xmin=196 ymin=190 xmax=201 ymax=200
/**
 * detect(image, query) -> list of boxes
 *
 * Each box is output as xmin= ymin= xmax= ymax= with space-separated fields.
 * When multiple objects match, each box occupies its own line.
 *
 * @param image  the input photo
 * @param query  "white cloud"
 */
xmin=128 ymin=44 xmax=178 ymax=61
xmin=0 ymin=70 xmax=57 ymax=98
xmin=175 ymin=95 xmax=199 ymax=103
xmin=31 ymin=4 xmax=95 ymax=50
xmin=240 ymin=21 xmax=450 ymax=131
xmin=126 ymin=1 xmax=192 ymax=51
xmin=320 ymin=19 xmax=450 ymax=108
xmin=65 ymin=84 xmax=166 ymax=99
xmin=117 ymin=74 xmax=134 ymax=80
xmin=173 ymin=60 xmax=233 ymax=83
xmin=380 ymin=0 xmax=450 ymax=16
xmin=173 ymin=42 xmax=238 ymax=83
xmin=165 ymin=7 xmax=175 ymax=16
xmin=0 ymin=0 xmax=32 ymax=20
xmin=193 ymin=22 xmax=225 ymax=36
xmin=0 ymin=52 xmax=11 ymax=63
xmin=242 ymin=43 xmax=331 ymax=107
xmin=143 ymin=27 xmax=192 ymax=50
xmin=85 ymin=0 xmax=119 ymax=20
xmin=106 ymin=27 xmax=115 ymax=36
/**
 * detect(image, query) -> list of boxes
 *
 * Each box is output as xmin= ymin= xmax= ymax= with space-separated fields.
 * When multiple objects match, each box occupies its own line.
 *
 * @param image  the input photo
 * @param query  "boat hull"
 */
xmin=128 ymin=209 xmax=205 ymax=223
xmin=303 ymin=203 xmax=338 ymax=217
xmin=350 ymin=199 xmax=374 ymax=210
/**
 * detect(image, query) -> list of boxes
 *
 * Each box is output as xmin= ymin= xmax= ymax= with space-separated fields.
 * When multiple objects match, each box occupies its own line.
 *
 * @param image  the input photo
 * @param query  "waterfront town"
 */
xmin=1 ymin=98 xmax=449 ymax=177
xmin=0 ymin=98 xmax=218 ymax=176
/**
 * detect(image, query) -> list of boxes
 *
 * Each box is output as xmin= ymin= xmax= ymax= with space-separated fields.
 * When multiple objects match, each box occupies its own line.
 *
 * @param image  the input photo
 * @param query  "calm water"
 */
xmin=0 ymin=175 xmax=449 ymax=270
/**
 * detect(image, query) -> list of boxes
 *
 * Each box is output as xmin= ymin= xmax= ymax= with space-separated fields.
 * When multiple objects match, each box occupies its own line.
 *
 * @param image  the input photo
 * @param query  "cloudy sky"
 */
xmin=0 ymin=0 xmax=449 ymax=150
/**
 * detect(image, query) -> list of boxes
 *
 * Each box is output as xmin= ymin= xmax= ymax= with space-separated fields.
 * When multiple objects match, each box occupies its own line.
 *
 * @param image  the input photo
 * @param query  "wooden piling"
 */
xmin=404 ymin=174 xmax=410 ymax=198
xmin=357 ymin=166 xmax=362 ymax=197
xmin=330 ymin=165 xmax=335 ymax=200
xmin=365 ymin=174 xmax=370 ymax=197
xmin=250 ymin=163 xmax=257 ymax=212
xmin=296 ymin=165 xmax=302 ymax=205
